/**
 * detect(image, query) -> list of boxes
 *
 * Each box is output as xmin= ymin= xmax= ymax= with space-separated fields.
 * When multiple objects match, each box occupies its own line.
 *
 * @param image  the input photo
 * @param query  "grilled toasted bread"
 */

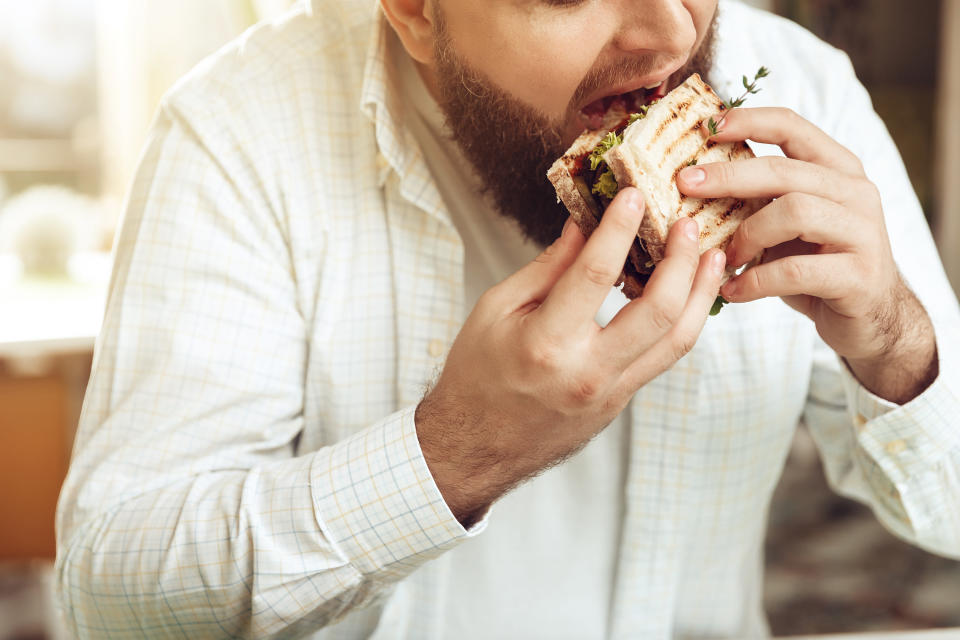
xmin=547 ymin=73 xmax=769 ymax=299
xmin=603 ymin=74 xmax=769 ymax=281
xmin=547 ymin=103 xmax=650 ymax=299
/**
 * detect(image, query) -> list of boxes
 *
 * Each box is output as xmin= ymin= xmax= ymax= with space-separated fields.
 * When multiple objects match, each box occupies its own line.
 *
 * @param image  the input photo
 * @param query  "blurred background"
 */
xmin=0 ymin=0 xmax=957 ymax=638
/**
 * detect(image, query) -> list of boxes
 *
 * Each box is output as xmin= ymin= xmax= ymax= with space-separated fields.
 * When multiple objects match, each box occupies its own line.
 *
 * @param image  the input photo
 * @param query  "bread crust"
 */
xmin=547 ymin=104 xmax=627 ymax=235
xmin=603 ymin=74 xmax=770 ymax=282
xmin=546 ymin=104 xmax=649 ymax=297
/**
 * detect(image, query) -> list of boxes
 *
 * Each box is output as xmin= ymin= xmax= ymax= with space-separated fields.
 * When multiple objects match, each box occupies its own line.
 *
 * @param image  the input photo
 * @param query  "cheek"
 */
xmin=445 ymin=5 xmax=607 ymax=119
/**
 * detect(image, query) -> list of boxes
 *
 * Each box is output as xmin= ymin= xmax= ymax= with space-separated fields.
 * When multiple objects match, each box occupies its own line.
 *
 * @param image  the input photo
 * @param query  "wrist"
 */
xmin=414 ymin=390 xmax=513 ymax=527
xmin=845 ymin=285 xmax=938 ymax=404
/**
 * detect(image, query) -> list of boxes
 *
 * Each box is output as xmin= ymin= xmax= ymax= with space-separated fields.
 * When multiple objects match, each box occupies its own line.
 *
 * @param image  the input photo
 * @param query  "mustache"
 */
xmin=568 ymin=56 xmax=684 ymax=112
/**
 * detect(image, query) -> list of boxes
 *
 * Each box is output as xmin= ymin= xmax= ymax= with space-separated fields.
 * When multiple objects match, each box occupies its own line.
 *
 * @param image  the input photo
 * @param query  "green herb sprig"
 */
xmin=702 ymin=67 xmax=769 ymax=317
xmin=586 ymin=103 xmax=657 ymax=198
xmin=709 ymin=295 xmax=728 ymax=316
xmin=706 ymin=66 xmax=770 ymax=137
xmin=589 ymin=131 xmax=622 ymax=171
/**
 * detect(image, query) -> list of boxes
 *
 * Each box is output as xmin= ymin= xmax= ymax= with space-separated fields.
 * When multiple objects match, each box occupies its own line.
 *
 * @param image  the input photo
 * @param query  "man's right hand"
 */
xmin=415 ymin=187 xmax=727 ymax=526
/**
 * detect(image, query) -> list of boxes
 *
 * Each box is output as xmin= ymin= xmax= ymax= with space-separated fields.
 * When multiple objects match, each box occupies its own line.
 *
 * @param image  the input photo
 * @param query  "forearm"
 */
xmin=845 ymin=283 xmax=939 ymax=405
xmin=57 ymin=458 xmax=364 ymax=638
xmin=57 ymin=411 xmax=471 ymax=638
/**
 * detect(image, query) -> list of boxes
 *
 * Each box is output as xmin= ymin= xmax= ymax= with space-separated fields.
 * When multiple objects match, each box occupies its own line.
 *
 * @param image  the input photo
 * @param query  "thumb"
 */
xmin=503 ymin=216 xmax=587 ymax=303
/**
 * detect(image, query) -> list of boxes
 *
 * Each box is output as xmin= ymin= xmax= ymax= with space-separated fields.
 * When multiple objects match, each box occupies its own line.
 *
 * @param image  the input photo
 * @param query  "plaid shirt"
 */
xmin=56 ymin=0 xmax=960 ymax=637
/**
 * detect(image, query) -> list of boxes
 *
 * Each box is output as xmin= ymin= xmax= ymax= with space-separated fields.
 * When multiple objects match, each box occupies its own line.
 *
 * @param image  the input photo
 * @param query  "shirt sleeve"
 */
xmin=802 ymin=52 xmax=960 ymax=559
xmin=54 ymin=102 xmax=482 ymax=638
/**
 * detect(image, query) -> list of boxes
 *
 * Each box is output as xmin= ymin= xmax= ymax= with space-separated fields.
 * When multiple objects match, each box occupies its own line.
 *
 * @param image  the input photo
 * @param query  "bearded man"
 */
xmin=56 ymin=0 xmax=960 ymax=638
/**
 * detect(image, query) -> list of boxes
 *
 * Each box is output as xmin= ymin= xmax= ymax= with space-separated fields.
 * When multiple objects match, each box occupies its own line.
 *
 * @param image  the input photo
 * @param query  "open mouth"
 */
xmin=578 ymin=81 xmax=670 ymax=130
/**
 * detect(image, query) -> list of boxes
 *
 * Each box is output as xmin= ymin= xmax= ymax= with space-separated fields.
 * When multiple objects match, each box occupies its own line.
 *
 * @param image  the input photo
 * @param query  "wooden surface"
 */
xmin=0 ymin=374 xmax=70 ymax=559
xmin=0 ymin=252 xmax=104 ymax=559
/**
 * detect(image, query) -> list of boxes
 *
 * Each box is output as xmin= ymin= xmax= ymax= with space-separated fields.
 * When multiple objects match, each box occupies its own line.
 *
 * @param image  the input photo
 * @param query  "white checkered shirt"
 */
xmin=56 ymin=0 xmax=960 ymax=637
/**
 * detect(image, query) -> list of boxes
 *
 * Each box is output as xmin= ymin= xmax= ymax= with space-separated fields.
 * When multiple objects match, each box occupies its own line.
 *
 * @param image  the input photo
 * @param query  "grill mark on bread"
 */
xmin=685 ymin=198 xmax=710 ymax=218
xmin=553 ymin=73 xmax=772 ymax=298
xmin=662 ymin=127 xmax=701 ymax=160
xmin=723 ymin=199 xmax=744 ymax=219
xmin=653 ymin=98 xmax=692 ymax=141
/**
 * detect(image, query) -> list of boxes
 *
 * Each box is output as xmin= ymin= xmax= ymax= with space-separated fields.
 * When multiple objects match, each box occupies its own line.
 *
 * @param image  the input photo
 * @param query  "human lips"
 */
xmin=576 ymin=66 xmax=682 ymax=129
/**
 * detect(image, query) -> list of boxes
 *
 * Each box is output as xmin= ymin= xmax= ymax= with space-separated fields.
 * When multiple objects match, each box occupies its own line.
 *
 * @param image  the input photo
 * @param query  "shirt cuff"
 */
xmin=837 ymin=350 xmax=960 ymax=476
xmin=309 ymin=405 xmax=486 ymax=581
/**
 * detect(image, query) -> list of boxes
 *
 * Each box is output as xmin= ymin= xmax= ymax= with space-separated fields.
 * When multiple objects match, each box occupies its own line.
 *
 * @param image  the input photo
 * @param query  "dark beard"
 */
xmin=431 ymin=10 xmax=718 ymax=248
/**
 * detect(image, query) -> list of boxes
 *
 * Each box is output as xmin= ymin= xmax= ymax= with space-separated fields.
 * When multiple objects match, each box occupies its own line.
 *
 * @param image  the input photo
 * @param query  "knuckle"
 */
xmin=744 ymin=264 xmax=764 ymax=294
xmin=534 ymin=242 xmax=559 ymax=264
xmin=714 ymin=160 xmax=735 ymax=185
xmin=768 ymin=155 xmax=793 ymax=181
xmin=475 ymin=286 xmax=501 ymax=313
xmin=781 ymin=192 xmax=809 ymax=225
xmin=781 ymin=259 xmax=805 ymax=287
xmin=646 ymin=300 xmax=680 ymax=333
xmin=521 ymin=334 xmax=562 ymax=372
xmin=671 ymin=332 xmax=698 ymax=361
xmin=568 ymin=375 xmax=602 ymax=406
xmin=781 ymin=107 xmax=802 ymax=127
xmin=581 ymin=260 xmax=619 ymax=288
xmin=860 ymin=179 xmax=881 ymax=204
xmin=531 ymin=346 xmax=560 ymax=373
xmin=736 ymin=217 xmax=754 ymax=250
xmin=850 ymin=153 xmax=866 ymax=175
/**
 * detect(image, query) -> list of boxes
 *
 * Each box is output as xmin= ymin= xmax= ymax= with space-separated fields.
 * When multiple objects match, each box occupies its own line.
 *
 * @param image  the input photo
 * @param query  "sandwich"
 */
xmin=547 ymin=73 xmax=770 ymax=301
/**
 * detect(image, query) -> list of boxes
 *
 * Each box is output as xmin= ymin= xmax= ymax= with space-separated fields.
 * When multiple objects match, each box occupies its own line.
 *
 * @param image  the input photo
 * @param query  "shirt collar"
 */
xmin=359 ymin=9 xmax=453 ymax=227
xmin=360 ymin=10 xmax=419 ymax=182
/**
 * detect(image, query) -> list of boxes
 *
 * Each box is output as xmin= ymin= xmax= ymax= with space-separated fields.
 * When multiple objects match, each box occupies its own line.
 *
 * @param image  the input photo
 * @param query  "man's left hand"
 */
xmin=676 ymin=106 xmax=938 ymax=404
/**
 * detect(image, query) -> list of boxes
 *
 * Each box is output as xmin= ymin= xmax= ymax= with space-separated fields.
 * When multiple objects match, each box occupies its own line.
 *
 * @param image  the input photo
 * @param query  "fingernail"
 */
xmin=626 ymin=188 xmax=644 ymax=214
xmin=680 ymin=167 xmax=706 ymax=186
xmin=712 ymin=250 xmax=726 ymax=275
xmin=561 ymin=216 xmax=573 ymax=238
xmin=683 ymin=218 xmax=699 ymax=242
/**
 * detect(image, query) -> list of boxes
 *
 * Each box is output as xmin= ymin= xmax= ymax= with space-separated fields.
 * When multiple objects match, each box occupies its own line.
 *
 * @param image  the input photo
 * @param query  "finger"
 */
xmin=720 ymin=253 xmax=858 ymax=303
xmin=537 ymin=188 xmax=645 ymax=335
xmin=704 ymin=107 xmax=865 ymax=177
xmin=597 ymin=217 xmax=705 ymax=368
xmin=725 ymin=193 xmax=857 ymax=268
xmin=677 ymin=156 xmax=861 ymax=206
xmin=616 ymin=249 xmax=726 ymax=385
xmin=494 ymin=216 xmax=586 ymax=310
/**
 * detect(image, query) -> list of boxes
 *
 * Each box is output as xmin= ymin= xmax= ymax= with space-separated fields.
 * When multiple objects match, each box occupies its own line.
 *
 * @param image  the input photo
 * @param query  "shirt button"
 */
xmin=853 ymin=413 xmax=867 ymax=430
xmin=885 ymin=439 xmax=907 ymax=455
xmin=427 ymin=339 xmax=445 ymax=358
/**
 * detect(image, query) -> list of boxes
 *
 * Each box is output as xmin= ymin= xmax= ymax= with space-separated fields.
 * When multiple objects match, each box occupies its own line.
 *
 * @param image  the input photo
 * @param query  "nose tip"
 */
xmin=613 ymin=0 xmax=698 ymax=59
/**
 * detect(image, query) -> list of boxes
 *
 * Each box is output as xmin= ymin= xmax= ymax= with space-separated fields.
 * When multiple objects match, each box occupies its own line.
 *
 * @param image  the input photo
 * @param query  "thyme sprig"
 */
xmin=686 ymin=68 xmax=770 ymax=169
xmin=700 ymin=67 xmax=769 ymax=316
xmin=706 ymin=66 xmax=770 ymax=137
xmin=709 ymin=295 xmax=728 ymax=316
